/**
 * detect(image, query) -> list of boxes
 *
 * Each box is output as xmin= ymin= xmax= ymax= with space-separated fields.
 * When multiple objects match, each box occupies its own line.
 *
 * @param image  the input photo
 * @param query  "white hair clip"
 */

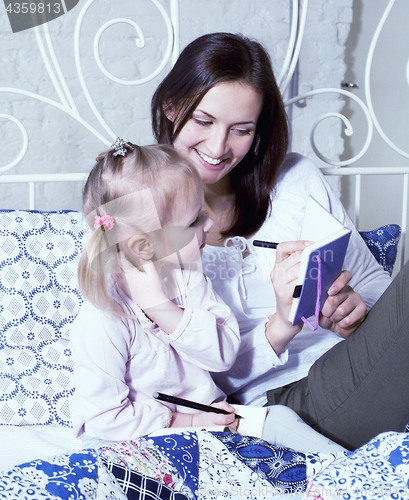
xmin=111 ymin=137 xmax=127 ymax=157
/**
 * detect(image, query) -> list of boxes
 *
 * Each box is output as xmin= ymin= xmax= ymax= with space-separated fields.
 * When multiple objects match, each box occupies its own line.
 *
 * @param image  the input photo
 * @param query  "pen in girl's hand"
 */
xmin=253 ymin=240 xmax=278 ymax=249
xmin=153 ymin=392 xmax=243 ymax=419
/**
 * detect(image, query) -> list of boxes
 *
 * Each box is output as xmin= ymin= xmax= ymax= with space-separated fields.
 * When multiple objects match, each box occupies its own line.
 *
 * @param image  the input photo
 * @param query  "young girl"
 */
xmin=70 ymin=140 xmax=241 ymax=443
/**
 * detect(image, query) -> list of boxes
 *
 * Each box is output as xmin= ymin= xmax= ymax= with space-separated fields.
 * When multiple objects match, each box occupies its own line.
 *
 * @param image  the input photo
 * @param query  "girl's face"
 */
xmin=173 ymin=81 xmax=263 ymax=188
xmin=154 ymin=190 xmax=213 ymax=266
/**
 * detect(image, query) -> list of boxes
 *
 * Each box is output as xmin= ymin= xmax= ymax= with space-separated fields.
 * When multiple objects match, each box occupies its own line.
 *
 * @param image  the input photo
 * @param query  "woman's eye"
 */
xmin=193 ymin=118 xmax=212 ymax=127
xmin=233 ymin=128 xmax=251 ymax=136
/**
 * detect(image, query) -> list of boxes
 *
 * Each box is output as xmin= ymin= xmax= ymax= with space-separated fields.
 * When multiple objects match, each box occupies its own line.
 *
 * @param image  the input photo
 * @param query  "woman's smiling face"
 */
xmin=173 ymin=81 xmax=263 ymax=187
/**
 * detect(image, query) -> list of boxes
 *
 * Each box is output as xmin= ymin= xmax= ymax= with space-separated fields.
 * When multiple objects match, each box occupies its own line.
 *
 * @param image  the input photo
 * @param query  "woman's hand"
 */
xmin=267 ymin=241 xmax=312 ymax=354
xmin=319 ymin=270 xmax=367 ymax=338
xmin=271 ymin=241 xmax=312 ymax=320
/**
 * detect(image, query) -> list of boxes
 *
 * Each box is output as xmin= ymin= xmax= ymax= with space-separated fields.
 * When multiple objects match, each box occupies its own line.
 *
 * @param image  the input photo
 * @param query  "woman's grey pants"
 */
xmin=267 ymin=261 xmax=409 ymax=450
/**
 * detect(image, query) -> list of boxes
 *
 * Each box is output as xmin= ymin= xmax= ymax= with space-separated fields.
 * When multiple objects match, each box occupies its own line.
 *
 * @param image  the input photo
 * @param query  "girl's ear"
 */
xmin=116 ymin=235 xmax=154 ymax=272
xmin=128 ymin=234 xmax=155 ymax=261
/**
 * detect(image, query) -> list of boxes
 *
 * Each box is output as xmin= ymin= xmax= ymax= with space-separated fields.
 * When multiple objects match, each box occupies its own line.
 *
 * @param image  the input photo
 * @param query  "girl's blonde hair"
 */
xmin=78 ymin=142 xmax=203 ymax=311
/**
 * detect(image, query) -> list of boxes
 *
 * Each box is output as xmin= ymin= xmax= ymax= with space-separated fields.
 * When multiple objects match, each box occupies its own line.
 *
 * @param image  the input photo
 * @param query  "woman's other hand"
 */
xmin=320 ymin=270 xmax=367 ymax=338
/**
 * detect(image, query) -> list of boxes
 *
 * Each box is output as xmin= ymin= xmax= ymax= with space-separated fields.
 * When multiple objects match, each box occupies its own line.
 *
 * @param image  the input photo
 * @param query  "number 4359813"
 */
xmin=6 ymin=3 xmax=62 ymax=14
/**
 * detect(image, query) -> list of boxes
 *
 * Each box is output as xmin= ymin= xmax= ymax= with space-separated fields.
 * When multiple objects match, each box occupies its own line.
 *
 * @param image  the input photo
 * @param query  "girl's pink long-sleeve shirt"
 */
xmin=70 ymin=266 xmax=240 ymax=441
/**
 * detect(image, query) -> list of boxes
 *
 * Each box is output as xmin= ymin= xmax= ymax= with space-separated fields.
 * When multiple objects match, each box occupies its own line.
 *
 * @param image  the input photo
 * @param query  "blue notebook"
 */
xmin=289 ymin=197 xmax=351 ymax=327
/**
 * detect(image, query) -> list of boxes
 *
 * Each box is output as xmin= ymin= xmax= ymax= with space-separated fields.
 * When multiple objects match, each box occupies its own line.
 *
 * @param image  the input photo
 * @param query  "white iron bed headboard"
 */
xmin=322 ymin=166 xmax=409 ymax=271
xmin=1 ymin=0 xmax=408 ymax=270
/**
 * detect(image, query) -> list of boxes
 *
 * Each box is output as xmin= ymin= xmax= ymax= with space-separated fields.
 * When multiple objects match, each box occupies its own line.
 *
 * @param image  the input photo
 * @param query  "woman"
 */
xmin=151 ymin=32 xmax=409 ymax=450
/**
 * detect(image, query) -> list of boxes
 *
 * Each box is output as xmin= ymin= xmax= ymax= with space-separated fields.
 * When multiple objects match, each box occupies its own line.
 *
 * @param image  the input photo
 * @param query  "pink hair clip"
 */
xmin=94 ymin=215 xmax=115 ymax=230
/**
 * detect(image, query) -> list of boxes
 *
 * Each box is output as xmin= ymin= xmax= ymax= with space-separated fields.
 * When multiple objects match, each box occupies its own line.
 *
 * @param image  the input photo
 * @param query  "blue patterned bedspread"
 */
xmin=2 ymin=430 xmax=409 ymax=500
xmin=306 ymin=431 xmax=409 ymax=500
xmin=0 ymin=431 xmax=316 ymax=500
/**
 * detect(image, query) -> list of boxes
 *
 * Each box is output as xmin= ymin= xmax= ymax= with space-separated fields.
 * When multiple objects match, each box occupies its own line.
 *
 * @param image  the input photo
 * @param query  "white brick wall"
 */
xmin=0 ymin=0 xmax=352 ymax=210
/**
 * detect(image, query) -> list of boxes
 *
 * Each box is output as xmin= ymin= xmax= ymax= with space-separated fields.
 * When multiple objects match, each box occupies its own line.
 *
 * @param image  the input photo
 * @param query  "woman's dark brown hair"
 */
xmin=151 ymin=32 xmax=289 ymax=237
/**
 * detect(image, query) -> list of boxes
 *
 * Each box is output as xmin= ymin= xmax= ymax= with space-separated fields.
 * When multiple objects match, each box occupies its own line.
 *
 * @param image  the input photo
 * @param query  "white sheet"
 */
xmin=0 ymin=425 xmax=82 ymax=472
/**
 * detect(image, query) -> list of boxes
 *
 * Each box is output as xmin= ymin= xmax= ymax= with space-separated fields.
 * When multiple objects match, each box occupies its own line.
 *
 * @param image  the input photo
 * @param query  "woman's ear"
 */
xmin=163 ymin=100 xmax=175 ymax=122
xmin=128 ymin=234 xmax=155 ymax=261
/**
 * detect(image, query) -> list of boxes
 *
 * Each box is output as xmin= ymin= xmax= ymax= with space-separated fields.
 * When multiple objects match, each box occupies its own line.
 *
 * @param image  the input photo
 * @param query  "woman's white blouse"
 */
xmin=202 ymin=153 xmax=392 ymax=406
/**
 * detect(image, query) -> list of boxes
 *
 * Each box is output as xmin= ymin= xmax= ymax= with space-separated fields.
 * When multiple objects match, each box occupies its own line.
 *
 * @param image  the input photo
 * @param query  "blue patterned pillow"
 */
xmin=359 ymin=224 xmax=401 ymax=276
xmin=0 ymin=210 xmax=83 ymax=426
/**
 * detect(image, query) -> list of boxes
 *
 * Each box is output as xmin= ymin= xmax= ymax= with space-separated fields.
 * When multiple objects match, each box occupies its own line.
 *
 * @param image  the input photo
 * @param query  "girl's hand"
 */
xmin=192 ymin=401 xmax=238 ymax=429
xmin=118 ymin=252 xmax=183 ymax=334
xmin=319 ymin=270 xmax=367 ymax=338
xmin=119 ymin=253 xmax=167 ymax=310
xmin=266 ymin=241 xmax=312 ymax=353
